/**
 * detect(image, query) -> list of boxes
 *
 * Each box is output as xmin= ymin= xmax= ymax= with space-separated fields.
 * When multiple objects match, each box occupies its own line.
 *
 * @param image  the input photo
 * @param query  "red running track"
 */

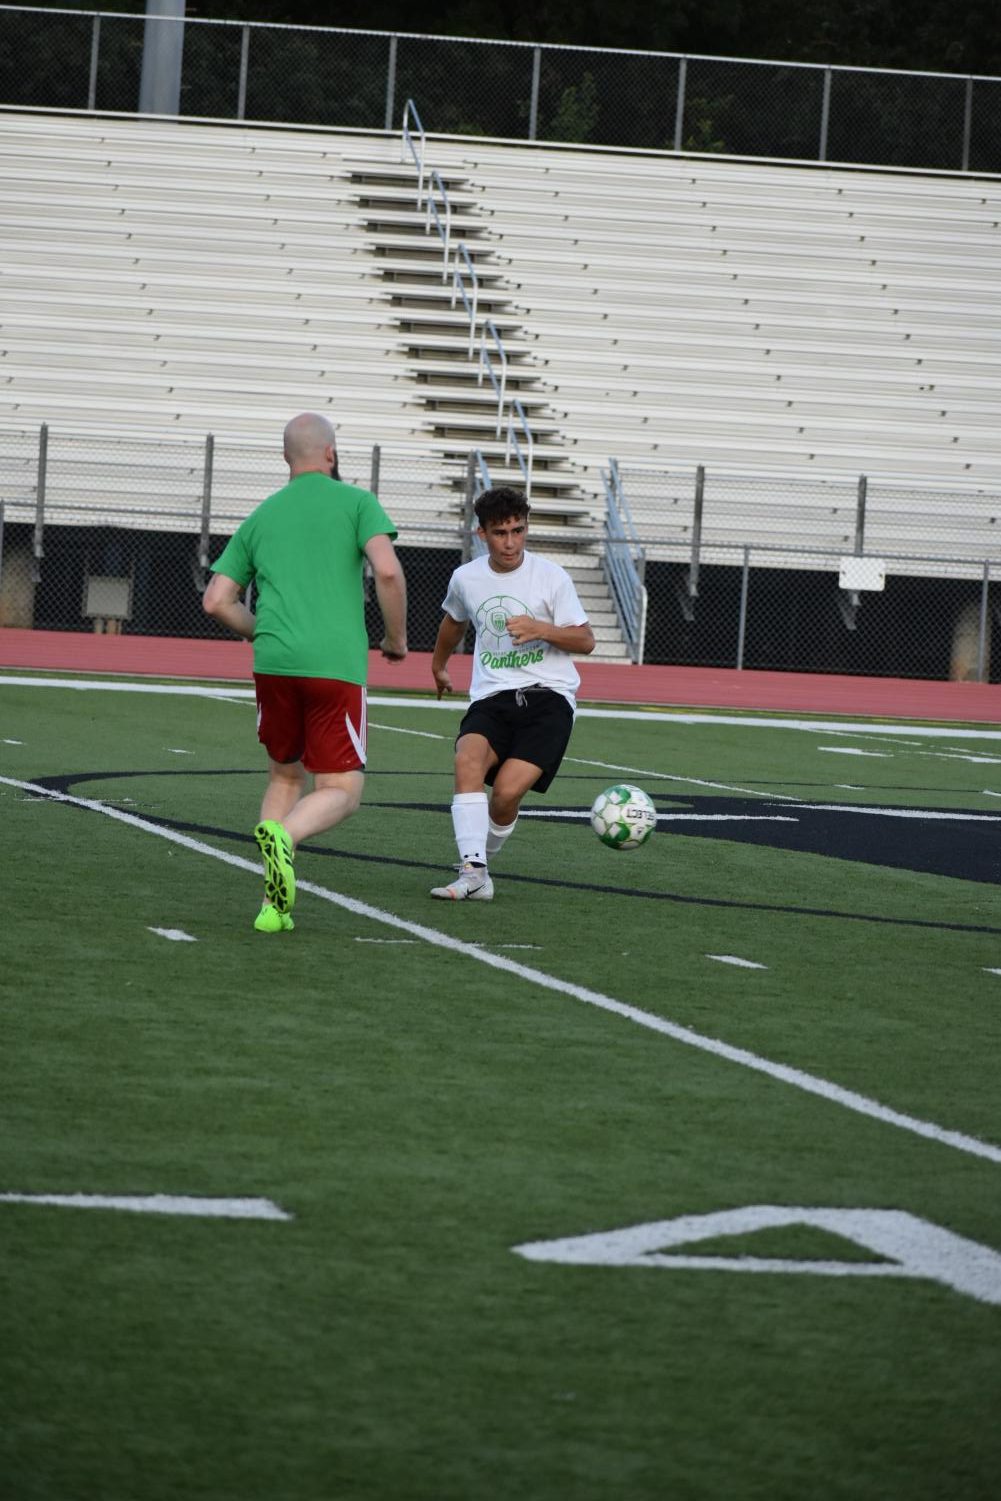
xmin=1 ymin=627 xmax=998 ymax=723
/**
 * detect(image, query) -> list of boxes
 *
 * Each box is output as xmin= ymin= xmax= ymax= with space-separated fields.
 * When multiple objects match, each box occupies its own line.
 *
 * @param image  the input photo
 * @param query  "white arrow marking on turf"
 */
xmin=147 ymin=927 xmax=197 ymax=942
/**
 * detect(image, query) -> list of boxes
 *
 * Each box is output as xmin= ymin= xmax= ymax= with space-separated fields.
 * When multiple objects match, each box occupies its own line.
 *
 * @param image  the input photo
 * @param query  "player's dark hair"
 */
xmin=474 ymin=486 xmax=530 ymax=529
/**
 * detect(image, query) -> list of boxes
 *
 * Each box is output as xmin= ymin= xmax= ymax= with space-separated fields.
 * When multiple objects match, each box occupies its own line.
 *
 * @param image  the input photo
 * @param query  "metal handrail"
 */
xmin=602 ymin=462 xmax=648 ymax=663
xmin=470 ymin=450 xmax=491 ymax=556
xmin=451 ymin=242 xmax=478 ymax=360
xmin=478 ymin=319 xmax=507 ymax=438
xmin=425 ymin=168 xmax=451 ymax=280
xmin=401 ymin=97 xmax=426 ymax=206
xmin=505 ymin=397 xmax=533 ymax=500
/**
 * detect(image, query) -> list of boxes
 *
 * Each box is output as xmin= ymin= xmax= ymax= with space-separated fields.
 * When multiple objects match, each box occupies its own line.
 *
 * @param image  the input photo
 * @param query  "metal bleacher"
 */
xmin=2 ymin=108 xmax=1000 ymax=574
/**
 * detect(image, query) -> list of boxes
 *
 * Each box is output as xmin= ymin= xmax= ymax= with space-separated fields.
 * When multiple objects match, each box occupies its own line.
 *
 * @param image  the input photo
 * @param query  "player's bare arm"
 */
xmin=202 ymin=571 xmax=256 ymax=640
xmin=505 ymin=616 xmax=596 ymax=655
xmin=365 ymin=533 xmax=408 ymax=661
xmin=431 ymin=613 xmax=468 ymax=698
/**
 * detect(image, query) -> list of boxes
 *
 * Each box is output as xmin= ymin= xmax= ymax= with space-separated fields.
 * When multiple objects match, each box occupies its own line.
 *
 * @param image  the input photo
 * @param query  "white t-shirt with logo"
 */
xmin=441 ymin=550 xmax=588 ymax=707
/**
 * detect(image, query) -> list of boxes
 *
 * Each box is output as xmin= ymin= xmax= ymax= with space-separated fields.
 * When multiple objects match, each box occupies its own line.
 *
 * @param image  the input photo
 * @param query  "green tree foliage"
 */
xmin=16 ymin=0 xmax=1001 ymax=74
xmin=548 ymin=70 xmax=599 ymax=143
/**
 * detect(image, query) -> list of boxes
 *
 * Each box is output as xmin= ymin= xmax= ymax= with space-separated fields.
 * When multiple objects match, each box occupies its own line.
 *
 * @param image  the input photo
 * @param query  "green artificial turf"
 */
xmin=2 ymin=678 xmax=1000 ymax=1500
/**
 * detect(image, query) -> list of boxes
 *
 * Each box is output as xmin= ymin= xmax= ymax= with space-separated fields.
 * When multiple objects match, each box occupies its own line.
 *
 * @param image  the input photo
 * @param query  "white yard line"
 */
xmin=369 ymin=721 xmax=448 ymax=740
xmin=147 ymin=927 xmax=197 ymax=942
xmin=800 ymin=804 xmax=1001 ymax=823
xmin=521 ymin=809 xmax=798 ymax=823
xmin=4 ymin=770 xmax=1000 ymax=1169
xmin=564 ymin=755 xmax=800 ymax=801
xmin=3 ymin=675 xmax=1001 ymax=740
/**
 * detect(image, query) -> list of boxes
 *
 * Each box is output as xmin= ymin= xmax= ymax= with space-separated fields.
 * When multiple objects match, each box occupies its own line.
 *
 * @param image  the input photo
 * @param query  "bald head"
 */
xmin=283 ymin=412 xmax=337 ymax=476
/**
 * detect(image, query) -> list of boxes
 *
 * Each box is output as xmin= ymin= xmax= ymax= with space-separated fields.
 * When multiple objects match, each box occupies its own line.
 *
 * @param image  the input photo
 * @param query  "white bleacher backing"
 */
xmin=1 ymin=109 xmax=1000 ymax=584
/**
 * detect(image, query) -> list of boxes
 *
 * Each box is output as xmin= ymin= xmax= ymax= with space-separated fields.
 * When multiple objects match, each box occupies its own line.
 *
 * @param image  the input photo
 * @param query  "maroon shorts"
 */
xmin=254 ymin=674 xmax=367 ymax=774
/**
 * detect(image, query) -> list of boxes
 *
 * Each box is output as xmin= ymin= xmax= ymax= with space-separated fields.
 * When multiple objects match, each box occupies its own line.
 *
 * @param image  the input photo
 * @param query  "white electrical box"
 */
xmin=838 ymin=557 xmax=885 ymax=591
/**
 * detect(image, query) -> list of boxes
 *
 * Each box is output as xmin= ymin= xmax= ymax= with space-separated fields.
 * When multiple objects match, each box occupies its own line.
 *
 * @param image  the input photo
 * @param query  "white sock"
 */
xmin=486 ymin=815 xmax=517 ymax=859
xmin=452 ymin=792 xmax=488 ymax=866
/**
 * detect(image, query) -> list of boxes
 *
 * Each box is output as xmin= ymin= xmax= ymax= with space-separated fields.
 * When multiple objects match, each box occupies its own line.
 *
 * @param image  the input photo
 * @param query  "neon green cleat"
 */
xmin=254 ymin=903 xmax=295 ymax=934
xmin=254 ymin=820 xmax=296 ymax=914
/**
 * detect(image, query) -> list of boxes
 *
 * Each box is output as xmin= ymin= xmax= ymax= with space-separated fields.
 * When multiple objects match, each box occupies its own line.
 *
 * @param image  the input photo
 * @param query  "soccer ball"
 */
xmin=590 ymin=784 xmax=657 ymax=850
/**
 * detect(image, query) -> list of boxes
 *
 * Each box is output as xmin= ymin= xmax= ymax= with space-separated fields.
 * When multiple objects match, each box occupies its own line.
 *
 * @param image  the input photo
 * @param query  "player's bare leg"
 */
xmin=260 ymin=758 xmax=306 ymax=824
xmin=283 ymin=770 xmax=364 ymax=845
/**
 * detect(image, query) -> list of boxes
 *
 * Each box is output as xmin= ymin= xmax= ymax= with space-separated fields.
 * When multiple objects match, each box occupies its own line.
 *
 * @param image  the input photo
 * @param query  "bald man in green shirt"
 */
xmin=204 ymin=412 xmax=407 ymax=933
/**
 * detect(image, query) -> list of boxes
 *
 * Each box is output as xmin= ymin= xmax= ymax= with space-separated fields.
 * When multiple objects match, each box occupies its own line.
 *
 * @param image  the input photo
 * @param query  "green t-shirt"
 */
xmin=211 ymin=471 xmax=397 ymax=682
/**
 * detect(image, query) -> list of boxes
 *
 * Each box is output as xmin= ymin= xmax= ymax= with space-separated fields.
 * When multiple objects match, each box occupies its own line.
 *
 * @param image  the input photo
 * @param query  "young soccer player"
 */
xmin=429 ymin=486 xmax=595 ymax=900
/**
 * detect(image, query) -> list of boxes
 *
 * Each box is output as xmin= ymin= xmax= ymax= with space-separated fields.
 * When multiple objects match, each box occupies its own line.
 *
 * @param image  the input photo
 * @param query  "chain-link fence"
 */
xmin=611 ymin=462 xmax=1001 ymax=680
xmin=0 ymin=426 xmax=470 ymax=650
xmin=0 ymin=6 xmax=998 ymax=173
xmin=2 ymin=424 xmax=1000 ymax=682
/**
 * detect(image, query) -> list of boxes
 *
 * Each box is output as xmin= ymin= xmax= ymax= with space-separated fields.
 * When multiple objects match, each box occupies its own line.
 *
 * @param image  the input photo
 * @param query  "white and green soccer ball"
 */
xmin=590 ymin=783 xmax=657 ymax=850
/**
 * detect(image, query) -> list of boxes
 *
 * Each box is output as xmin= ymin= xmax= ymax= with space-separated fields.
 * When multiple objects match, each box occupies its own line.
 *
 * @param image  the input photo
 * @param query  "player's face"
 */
xmin=480 ymin=515 xmax=528 ymax=573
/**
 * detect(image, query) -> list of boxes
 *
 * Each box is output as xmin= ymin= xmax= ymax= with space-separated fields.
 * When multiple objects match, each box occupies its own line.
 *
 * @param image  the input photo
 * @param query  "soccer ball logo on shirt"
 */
xmin=476 ymin=594 xmax=533 ymax=648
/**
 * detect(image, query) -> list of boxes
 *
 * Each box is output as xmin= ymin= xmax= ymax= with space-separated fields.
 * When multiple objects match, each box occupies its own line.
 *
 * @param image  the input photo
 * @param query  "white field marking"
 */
xmin=369 ymin=720 xmax=448 ymax=740
xmin=834 ymin=784 xmax=864 ymax=790
xmin=5 ymin=676 xmax=1001 ymax=741
xmin=564 ymin=755 xmax=801 ymax=802
xmin=983 ymin=968 xmax=1001 ymax=977
xmin=4 ymin=771 xmax=1000 ymax=1168
xmin=513 ymin=1206 xmax=1001 ymax=1306
xmin=707 ymin=955 xmax=768 ymax=970
xmin=2 ymin=738 xmax=23 ymax=744
xmin=165 ymin=748 xmax=194 ymax=755
xmin=0 ymin=1192 xmax=291 ymax=1220
xmin=520 ymin=809 xmax=798 ymax=823
xmin=147 ymin=927 xmax=197 ymax=942
xmin=984 ymin=791 xmax=1001 ymax=799
xmin=798 ymin=804 xmax=1001 ymax=823
xmin=818 ymin=747 xmax=892 ymax=758
xmin=809 ymin=731 xmax=923 ymax=747
xmin=916 ymin=750 xmax=1001 ymax=765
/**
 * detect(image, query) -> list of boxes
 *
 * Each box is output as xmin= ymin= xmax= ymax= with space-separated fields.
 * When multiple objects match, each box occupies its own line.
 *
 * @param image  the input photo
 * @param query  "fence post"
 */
xmin=33 ymin=423 xmax=48 ymax=584
xmin=528 ymin=46 xmax=542 ymax=140
xmin=854 ymin=474 xmax=867 ymax=554
xmin=977 ymin=560 xmax=990 ymax=683
xmin=689 ymin=464 xmax=704 ymax=598
xmin=673 ymin=57 xmax=687 ymax=151
xmin=384 ymin=35 xmax=398 ymax=132
xmin=461 ymin=451 xmax=476 ymax=568
xmin=87 ymin=14 xmax=101 ymax=111
xmin=198 ymin=433 xmax=214 ymax=569
xmin=736 ymin=545 xmax=750 ymax=669
xmin=237 ymin=25 xmax=250 ymax=121
xmin=962 ymin=77 xmax=973 ymax=172
xmin=819 ymin=66 xmax=832 ymax=162
xmin=369 ymin=443 xmax=382 ymax=496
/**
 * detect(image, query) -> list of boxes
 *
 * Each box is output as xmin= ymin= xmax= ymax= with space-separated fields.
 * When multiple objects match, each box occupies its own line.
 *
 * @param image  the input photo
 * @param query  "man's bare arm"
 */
xmin=365 ymin=533 xmax=408 ymax=661
xmin=202 ymin=572 xmax=255 ymax=640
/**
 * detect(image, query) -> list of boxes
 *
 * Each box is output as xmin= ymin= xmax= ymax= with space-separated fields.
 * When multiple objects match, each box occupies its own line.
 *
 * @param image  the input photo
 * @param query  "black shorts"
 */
xmin=457 ymin=686 xmax=574 ymax=794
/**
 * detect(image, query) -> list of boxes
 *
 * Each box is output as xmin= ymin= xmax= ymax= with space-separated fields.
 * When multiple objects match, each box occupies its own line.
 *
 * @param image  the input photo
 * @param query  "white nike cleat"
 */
xmin=430 ymin=863 xmax=494 ymax=901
